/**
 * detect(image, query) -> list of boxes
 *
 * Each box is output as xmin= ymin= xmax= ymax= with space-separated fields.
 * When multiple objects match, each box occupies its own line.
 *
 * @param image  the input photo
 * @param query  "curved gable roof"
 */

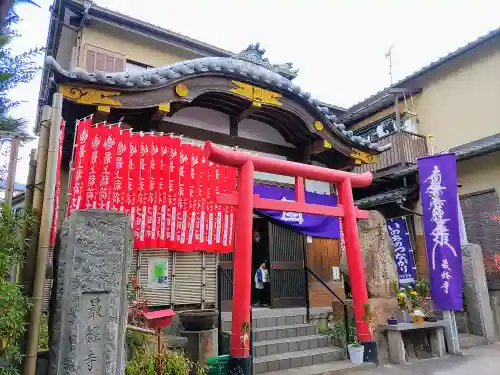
xmin=47 ymin=43 xmax=390 ymax=153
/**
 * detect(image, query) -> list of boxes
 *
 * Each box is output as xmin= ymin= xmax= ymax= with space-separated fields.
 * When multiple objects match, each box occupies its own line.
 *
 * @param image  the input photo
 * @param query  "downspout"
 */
xmin=396 ymin=199 xmax=421 ymax=217
xmin=74 ymin=0 xmax=91 ymax=69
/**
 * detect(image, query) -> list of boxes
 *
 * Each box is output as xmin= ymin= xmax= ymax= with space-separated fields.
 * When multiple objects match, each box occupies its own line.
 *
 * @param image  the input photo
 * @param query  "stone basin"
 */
xmin=178 ymin=309 xmax=218 ymax=331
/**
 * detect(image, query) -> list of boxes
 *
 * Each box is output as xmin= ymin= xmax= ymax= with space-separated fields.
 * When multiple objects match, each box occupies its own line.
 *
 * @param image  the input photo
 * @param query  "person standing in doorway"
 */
xmin=254 ymin=262 xmax=270 ymax=307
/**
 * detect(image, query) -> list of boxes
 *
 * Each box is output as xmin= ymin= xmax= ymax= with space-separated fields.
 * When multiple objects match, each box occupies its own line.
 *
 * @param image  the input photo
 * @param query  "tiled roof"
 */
xmin=47 ymin=43 xmax=391 ymax=153
xmin=341 ymin=26 xmax=500 ymax=122
xmin=355 ymin=186 xmax=417 ymax=209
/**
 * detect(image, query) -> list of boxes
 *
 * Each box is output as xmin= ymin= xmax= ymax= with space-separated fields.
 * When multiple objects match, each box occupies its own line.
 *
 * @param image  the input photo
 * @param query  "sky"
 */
xmin=5 ymin=0 xmax=500 ymax=184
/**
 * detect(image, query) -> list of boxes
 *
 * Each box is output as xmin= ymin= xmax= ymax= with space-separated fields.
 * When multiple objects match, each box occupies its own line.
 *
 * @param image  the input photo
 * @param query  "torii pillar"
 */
xmin=204 ymin=142 xmax=374 ymax=375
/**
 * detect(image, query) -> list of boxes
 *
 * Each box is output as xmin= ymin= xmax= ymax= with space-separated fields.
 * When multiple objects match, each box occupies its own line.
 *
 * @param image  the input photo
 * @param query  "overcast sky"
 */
xmin=5 ymin=0 xmax=500 ymax=183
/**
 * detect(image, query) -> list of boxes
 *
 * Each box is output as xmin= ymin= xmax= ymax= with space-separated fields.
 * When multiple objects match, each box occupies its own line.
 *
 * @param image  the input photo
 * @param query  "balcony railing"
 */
xmin=353 ymin=130 xmax=428 ymax=174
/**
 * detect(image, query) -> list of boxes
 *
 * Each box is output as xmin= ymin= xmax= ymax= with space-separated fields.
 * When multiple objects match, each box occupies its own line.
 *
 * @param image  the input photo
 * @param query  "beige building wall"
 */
xmin=415 ymin=37 xmax=500 ymax=152
xmin=457 ymin=152 xmax=500 ymax=196
xmin=77 ymin=21 xmax=201 ymax=68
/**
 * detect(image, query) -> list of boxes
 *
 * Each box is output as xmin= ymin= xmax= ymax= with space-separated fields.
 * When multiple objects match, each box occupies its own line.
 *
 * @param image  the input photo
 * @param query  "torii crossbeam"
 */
xmin=204 ymin=141 xmax=374 ymax=374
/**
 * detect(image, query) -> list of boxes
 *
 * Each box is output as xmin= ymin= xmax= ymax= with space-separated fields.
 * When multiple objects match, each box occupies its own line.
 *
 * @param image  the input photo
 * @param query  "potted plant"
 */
xmin=347 ymin=341 xmax=364 ymax=364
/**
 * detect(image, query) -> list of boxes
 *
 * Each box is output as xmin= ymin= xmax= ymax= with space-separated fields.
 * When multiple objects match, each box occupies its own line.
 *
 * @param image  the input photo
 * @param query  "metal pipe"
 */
xmin=217 ymin=265 xmax=223 ymax=355
xmin=5 ymin=135 xmax=20 ymax=206
xmin=22 ymin=106 xmax=51 ymax=297
xmin=204 ymin=142 xmax=372 ymax=188
xmin=19 ymin=149 xmax=37 ymax=287
xmin=303 ymin=242 xmax=311 ymax=323
xmin=126 ymin=325 xmax=157 ymax=336
xmin=24 ymin=93 xmax=63 ymax=375
xmin=397 ymin=200 xmax=422 ymax=216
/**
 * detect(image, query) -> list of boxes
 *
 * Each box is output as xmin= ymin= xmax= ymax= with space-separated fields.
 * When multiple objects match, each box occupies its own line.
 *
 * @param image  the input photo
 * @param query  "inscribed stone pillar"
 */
xmin=49 ymin=210 xmax=132 ymax=375
xmin=461 ymin=243 xmax=496 ymax=343
xmin=340 ymin=210 xmax=398 ymax=298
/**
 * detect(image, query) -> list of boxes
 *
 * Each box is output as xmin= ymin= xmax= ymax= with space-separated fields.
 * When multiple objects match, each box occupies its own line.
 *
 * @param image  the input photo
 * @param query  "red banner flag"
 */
xmin=67 ymin=117 xmax=91 ymax=214
xmin=83 ymin=124 xmax=103 ymax=209
xmin=50 ymin=120 xmax=65 ymax=246
xmin=146 ymin=134 xmax=158 ymax=248
xmin=167 ymin=138 xmax=180 ymax=248
xmin=111 ymin=128 xmax=130 ymax=212
xmin=98 ymin=125 xmax=118 ymax=210
xmin=66 ymin=121 xmax=241 ymax=253
xmin=156 ymin=135 xmax=168 ymax=248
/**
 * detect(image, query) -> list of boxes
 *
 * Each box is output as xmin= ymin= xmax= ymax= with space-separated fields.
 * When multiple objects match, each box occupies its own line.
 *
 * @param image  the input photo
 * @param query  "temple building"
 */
xmin=37 ymin=0 xmax=386 ymax=316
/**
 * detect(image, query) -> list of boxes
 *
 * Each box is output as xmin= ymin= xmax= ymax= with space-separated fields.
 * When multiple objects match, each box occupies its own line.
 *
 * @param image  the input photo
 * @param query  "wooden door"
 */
xmin=219 ymin=252 xmax=233 ymax=311
xmin=268 ymin=222 xmax=306 ymax=308
xmin=460 ymin=189 xmax=500 ymax=290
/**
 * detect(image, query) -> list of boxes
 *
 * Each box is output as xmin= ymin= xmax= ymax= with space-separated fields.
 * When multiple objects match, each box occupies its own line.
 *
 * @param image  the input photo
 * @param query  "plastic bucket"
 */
xmin=347 ymin=345 xmax=365 ymax=365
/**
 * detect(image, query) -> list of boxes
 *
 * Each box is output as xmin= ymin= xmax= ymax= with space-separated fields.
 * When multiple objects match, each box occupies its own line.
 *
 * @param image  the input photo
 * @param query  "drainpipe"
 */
xmin=396 ymin=200 xmax=421 ymax=217
xmin=74 ymin=0 xmax=92 ymax=69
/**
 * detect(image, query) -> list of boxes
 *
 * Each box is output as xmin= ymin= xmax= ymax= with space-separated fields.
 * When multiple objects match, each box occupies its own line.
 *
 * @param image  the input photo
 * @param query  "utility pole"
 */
xmin=385 ymin=45 xmax=394 ymax=86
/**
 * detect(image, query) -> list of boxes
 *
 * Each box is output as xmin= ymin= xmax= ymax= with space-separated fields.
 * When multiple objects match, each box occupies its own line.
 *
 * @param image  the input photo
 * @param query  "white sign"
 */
xmin=148 ymin=257 xmax=169 ymax=289
xmin=306 ymin=235 xmax=313 ymax=244
xmin=332 ymin=266 xmax=341 ymax=281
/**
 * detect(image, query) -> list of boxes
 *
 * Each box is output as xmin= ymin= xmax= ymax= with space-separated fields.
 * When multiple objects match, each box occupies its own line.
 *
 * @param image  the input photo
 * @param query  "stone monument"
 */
xmin=461 ymin=243 xmax=496 ymax=343
xmin=341 ymin=210 xmax=398 ymax=298
xmin=48 ymin=210 xmax=132 ymax=375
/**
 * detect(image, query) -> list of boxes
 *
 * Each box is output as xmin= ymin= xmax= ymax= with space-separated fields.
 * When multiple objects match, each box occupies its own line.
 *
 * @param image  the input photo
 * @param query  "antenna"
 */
xmin=385 ymin=44 xmax=394 ymax=85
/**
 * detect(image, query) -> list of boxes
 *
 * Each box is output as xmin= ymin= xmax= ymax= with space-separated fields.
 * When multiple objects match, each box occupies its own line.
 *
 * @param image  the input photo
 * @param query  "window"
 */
xmin=83 ymin=44 xmax=125 ymax=73
xmin=355 ymin=115 xmax=402 ymax=142
xmin=126 ymin=60 xmax=154 ymax=74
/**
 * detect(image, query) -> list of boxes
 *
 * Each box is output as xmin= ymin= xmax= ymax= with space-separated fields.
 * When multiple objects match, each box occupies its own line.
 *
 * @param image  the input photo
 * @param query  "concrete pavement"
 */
xmin=355 ymin=344 xmax=500 ymax=375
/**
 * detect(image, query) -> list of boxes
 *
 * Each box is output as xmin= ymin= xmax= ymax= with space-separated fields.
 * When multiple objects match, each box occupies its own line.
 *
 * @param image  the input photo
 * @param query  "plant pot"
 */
xmin=347 ymin=344 xmax=365 ymax=365
xmin=178 ymin=309 xmax=218 ymax=331
xmin=387 ymin=319 xmax=398 ymax=325
xmin=396 ymin=310 xmax=412 ymax=323
xmin=412 ymin=316 xmax=424 ymax=324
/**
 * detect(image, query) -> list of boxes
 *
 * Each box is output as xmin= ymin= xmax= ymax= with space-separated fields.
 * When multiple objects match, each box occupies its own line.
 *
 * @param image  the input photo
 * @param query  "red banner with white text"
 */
xmin=67 ymin=120 xmax=237 ymax=253
xmin=50 ymin=120 xmax=65 ymax=246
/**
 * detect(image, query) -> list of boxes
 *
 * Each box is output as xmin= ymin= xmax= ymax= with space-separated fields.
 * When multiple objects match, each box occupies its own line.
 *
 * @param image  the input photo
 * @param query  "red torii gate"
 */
xmin=204 ymin=141 xmax=373 ymax=374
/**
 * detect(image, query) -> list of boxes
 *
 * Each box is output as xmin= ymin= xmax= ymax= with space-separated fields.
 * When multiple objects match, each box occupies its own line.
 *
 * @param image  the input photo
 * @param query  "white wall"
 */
xmin=238 ymin=118 xmax=295 ymax=147
xmin=172 ymin=106 xmax=332 ymax=194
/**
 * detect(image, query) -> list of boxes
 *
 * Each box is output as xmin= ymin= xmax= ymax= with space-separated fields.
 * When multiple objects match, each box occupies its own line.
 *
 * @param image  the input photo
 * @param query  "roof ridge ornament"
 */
xmin=232 ymin=43 xmax=299 ymax=80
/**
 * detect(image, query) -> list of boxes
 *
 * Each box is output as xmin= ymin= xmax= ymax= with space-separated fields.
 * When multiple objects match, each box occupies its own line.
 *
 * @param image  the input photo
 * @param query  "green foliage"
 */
xmin=320 ymin=319 xmax=357 ymax=344
xmin=126 ymin=349 xmax=207 ymax=375
xmin=125 ymin=277 xmax=206 ymax=375
xmin=1 ymin=0 xmax=43 ymax=132
xmin=37 ymin=312 xmax=49 ymax=351
xmin=414 ymin=279 xmax=430 ymax=298
xmin=4 ymin=0 xmax=40 ymax=27
xmin=348 ymin=341 xmax=362 ymax=348
xmin=0 ymin=205 xmax=34 ymax=374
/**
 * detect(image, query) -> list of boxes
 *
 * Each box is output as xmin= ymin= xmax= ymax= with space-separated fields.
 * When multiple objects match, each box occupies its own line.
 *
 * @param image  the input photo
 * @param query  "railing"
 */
xmin=304 ymin=266 xmax=352 ymax=357
xmin=353 ymin=130 xmax=428 ymax=174
xmin=216 ymin=266 xmax=253 ymax=362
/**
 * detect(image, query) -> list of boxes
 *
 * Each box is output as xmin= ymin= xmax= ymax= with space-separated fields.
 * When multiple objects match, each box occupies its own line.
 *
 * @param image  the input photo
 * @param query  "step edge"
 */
xmin=253 ymin=347 xmax=343 ymax=363
xmin=253 ymin=334 xmax=329 ymax=346
xmin=256 ymin=361 xmax=375 ymax=375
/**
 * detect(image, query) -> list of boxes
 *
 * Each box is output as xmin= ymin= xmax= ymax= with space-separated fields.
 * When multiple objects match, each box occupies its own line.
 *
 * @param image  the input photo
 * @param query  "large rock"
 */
xmin=341 ymin=210 xmax=397 ymax=298
xmin=48 ymin=210 xmax=132 ymax=375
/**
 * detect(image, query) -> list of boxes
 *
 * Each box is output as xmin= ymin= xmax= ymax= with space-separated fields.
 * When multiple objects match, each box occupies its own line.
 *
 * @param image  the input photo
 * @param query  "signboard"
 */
xmin=386 ymin=216 xmax=417 ymax=286
xmin=148 ymin=257 xmax=169 ymax=289
xmin=418 ymin=153 xmax=463 ymax=311
xmin=253 ymin=184 xmax=340 ymax=239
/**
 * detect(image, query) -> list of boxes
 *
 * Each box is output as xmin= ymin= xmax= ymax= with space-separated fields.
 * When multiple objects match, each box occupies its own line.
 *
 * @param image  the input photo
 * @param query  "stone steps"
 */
xmin=253 ymin=323 xmax=318 ymax=341
xmin=253 ymin=335 xmax=330 ymax=357
xmin=262 ymin=361 xmax=376 ymax=375
xmin=223 ymin=309 xmax=350 ymax=374
xmin=253 ymin=347 xmax=344 ymax=374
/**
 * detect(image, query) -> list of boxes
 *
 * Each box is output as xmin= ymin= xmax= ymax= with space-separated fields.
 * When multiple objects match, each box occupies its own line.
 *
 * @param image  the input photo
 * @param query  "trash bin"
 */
xmin=207 ymin=354 xmax=229 ymax=375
